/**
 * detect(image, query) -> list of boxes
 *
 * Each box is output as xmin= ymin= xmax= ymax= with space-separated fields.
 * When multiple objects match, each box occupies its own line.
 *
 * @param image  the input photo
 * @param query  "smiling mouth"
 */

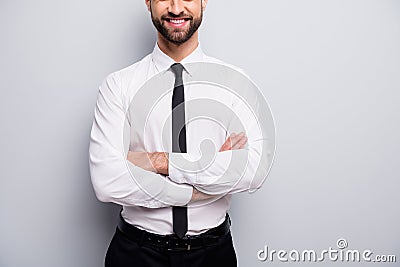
xmin=164 ymin=17 xmax=191 ymax=27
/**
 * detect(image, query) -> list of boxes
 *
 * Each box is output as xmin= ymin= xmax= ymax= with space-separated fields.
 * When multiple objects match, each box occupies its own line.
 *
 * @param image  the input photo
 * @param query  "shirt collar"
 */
xmin=151 ymin=42 xmax=205 ymax=75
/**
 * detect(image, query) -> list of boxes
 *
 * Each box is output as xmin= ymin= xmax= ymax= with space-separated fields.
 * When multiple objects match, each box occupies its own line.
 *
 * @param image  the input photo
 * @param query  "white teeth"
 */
xmin=170 ymin=19 xmax=185 ymax=24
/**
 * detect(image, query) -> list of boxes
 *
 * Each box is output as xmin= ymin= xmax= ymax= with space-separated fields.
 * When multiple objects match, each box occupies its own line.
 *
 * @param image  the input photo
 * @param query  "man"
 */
xmin=89 ymin=0 xmax=271 ymax=266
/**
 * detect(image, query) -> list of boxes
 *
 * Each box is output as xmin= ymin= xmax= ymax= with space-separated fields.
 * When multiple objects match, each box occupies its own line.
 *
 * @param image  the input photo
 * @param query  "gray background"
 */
xmin=0 ymin=0 xmax=399 ymax=266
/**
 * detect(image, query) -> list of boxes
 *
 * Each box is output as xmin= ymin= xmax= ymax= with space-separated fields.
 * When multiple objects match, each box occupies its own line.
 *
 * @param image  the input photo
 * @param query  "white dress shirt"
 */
xmin=89 ymin=43 xmax=272 ymax=235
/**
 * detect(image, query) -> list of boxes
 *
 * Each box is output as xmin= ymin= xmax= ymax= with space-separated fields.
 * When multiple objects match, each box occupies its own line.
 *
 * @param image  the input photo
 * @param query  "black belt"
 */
xmin=117 ymin=214 xmax=231 ymax=251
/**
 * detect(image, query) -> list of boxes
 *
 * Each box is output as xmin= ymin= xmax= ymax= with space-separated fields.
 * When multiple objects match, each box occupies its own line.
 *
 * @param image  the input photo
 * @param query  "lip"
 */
xmin=164 ymin=17 xmax=191 ymax=28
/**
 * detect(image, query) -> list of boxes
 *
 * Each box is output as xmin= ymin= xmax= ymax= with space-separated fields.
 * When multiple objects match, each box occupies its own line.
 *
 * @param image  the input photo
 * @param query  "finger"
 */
xmin=238 ymin=136 xmax=248 ymax=149
xmin=231 ymin=136 xmax=247 ymax=149
xmin=220 ymin=132 xmax=238 ymax=151
xmin=230 ymin=132 xmax=246 ymax=147
xmin=219 ymin=136 xmax=233 ymax=151
xmin=238 ymin=140 xmax=247 ymax=149
xmin=231 ymin=132 xmax=247 ymax=147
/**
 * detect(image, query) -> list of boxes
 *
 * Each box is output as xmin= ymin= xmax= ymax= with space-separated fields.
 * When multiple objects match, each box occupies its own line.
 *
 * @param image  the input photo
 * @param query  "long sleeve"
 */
xmin=89 ymin=72 xmax=193 ymax=208
xmin=168 ymin=81 xmax=274 ymax=195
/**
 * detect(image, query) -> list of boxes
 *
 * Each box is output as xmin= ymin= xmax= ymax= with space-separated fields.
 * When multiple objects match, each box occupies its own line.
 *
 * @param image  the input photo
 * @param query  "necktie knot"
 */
xmin=171 ymin=63 xmax=184 ymax=79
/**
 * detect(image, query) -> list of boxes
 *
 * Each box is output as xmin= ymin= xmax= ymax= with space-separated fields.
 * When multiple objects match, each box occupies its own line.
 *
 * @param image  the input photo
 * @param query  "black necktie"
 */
xmin=170 ymin=63 xmax=188 ymax=238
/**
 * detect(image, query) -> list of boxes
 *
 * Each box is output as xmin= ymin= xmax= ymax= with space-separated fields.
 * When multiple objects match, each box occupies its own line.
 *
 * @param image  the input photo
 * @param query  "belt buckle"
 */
xmin=167 ymin=235 xmax=192 ymax=251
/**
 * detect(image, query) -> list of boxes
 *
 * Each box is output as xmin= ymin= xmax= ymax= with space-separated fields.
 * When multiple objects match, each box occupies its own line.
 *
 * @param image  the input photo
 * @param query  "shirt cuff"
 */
xmin=168 ymin=152 xmax=197 ymax=185
xmin=162 ymin=179 xmax=193 ymax=206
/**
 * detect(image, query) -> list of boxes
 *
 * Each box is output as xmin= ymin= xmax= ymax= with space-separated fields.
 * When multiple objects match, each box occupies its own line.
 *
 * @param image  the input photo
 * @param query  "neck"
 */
xmin=157 ymin=32 xmax=199 ymax=62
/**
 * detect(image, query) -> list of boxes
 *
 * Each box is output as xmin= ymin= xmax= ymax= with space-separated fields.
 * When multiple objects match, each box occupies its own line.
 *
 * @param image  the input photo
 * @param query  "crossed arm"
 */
xmin=127 ymin=132 xmax=248 ymax=202
xmin=90 ymin=72 xmax=270 ymax=209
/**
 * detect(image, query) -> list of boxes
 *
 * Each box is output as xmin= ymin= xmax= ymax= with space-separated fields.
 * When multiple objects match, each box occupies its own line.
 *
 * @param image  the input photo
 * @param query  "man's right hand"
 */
xmin=190 ymin=132 xmax=248 ymax=202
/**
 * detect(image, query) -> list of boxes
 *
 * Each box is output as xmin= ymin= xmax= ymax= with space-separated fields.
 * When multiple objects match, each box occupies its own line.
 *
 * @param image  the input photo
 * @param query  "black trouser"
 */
xmin=105 ymin=227 xmax=237 ymax=267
